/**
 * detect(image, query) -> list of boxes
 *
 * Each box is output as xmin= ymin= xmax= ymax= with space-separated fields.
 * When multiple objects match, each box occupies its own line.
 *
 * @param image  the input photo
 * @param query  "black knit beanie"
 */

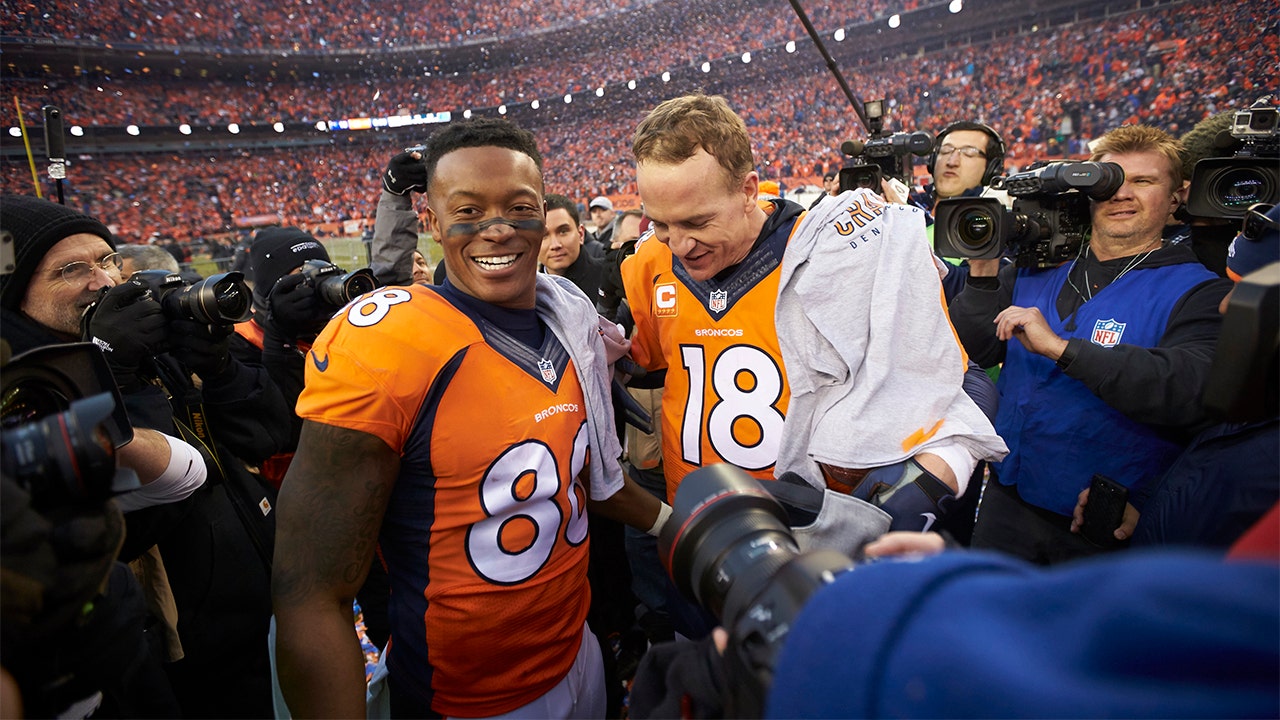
xmin=1 ymin=195 xmax=116 ymax=311
xmin=249 ymin=226 xmax=330 ymax=304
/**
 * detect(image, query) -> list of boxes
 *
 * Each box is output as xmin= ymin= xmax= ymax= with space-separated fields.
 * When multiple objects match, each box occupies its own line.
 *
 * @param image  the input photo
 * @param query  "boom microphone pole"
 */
xmin=42 ymin=105 xmax=66 ymax=205
xmin=785 ymin=0 xmax=872 ymax=134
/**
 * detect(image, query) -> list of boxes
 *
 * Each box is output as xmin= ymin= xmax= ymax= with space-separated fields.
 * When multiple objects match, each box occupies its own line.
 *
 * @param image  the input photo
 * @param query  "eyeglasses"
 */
xmin=56 ymin=252 xmax=122 ymax=286
xmin=1241 ymin=203 xmax=1277 ymax=242
xmin=937 ymin=145 xmax=987 ymax=159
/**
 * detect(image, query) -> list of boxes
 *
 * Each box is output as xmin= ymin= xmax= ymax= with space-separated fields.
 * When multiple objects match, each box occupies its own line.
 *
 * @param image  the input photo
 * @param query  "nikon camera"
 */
xmin=934 ymin=160 xmax=1124 ymax=269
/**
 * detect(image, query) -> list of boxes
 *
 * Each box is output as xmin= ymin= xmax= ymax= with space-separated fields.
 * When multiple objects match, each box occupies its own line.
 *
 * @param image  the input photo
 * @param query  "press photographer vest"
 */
xmin=994 ymin=260 xmax=1215 ymax=515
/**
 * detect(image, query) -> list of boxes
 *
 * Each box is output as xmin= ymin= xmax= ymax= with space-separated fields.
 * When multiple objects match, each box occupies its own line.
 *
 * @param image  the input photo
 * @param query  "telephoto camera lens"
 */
xmin=957 ymin=207 xmax=996 ymax=250
xmin=300 ymin=260 xmax=378 ymax=307
xmin=169 ymin=271 xmax=253 ymax=325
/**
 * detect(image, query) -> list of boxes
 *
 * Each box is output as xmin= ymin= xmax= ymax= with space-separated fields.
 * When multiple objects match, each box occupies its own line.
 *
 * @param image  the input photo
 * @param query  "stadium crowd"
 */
xmin=0 ymin=0 xmax=899 ymax=50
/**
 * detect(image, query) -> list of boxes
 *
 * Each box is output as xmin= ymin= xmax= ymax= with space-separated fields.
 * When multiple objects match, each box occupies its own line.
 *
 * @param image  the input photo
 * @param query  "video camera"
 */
xmin=1186 ymin=98 xmax=1279 ymax=220
xmin=934 ymin=161 xmax=1125 ymax=269
xmin=1 ymin=342 xmax=139 ymax=511
xmin=658 ymin=464 xmax=855 ymax=718
xmin=839 ymin=99 xmax=933 ymax=193
xmin=298 ymin=259 xmax=378 ymax=307
xmin=128 ymin=269 xmax=254 ymax=325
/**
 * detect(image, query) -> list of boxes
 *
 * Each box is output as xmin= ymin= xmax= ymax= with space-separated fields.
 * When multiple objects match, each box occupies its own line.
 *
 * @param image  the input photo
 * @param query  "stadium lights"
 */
xmin=273 ymin=122 xmax=285 ymax=132
xmin=70 ymin=126 xmax=84 ymax=137
xmin=834 ymin=28 xmax=846 ymax=41
xmin=315 ymin=120 xmax=329 ymax=131
xmin=889 ymin=14 xmax=901 ymax=28
xmin=786 ymin=40 xmax=796 ymax=53
xmin=127 ymin=125 xmax=140 ymax=136
xmin=228 ymin=123 xmax=240 ymax=134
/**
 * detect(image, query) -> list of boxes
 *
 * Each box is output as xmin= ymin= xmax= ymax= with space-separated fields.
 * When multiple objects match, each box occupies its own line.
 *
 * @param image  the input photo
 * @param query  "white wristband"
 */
xmin=646 ymin=502 xmax=673 ymax=537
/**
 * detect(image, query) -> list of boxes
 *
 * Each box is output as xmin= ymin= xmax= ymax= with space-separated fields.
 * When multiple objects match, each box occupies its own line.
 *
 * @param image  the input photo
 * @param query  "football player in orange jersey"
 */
xmin=622 ymin=94 xmax=997 ymax=523
xmin=273 ymin=118 xmax=668 ymax=719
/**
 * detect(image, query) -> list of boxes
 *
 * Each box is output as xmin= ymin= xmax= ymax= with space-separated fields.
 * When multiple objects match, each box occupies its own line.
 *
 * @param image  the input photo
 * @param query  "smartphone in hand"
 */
xmin=1081 ymin=473 xmax=1129 ymax=547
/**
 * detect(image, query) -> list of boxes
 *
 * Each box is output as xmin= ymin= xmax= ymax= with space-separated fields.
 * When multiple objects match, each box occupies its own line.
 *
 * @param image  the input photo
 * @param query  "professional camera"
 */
xmin=1186 ymin=98 xmax=1279 ymax=220
xmin=839 ymin=99 xmax=933 ymax=193
xmin=659 ymin=464 xmax=855 ymax=718
xmin=934 ymin=161 xmax=1125 ymax=269
xmin=129 ymin=269 xmax=253 ymax=325
xmin=1 ymin=342 xmax=138 ymax=511
xmin=298 ymin=259 xmax=377 ymax=307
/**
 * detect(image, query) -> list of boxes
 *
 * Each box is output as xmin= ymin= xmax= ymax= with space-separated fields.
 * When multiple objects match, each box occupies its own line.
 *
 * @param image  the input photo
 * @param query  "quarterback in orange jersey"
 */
xmin=272 ymin=118 xmax=667 ymax=719
xmin=622 ymin=94 xmax=995 ymax=522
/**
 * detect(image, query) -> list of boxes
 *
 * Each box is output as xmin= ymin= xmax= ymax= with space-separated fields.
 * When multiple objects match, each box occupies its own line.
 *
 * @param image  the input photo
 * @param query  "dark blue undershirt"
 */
xmin=434 ymin=277 xmax=546 ymax=349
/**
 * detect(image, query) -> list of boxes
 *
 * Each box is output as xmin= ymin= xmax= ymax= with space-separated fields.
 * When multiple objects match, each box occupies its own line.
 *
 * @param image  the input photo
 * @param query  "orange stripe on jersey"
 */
xmin=296 ymin=286 xmax=592 ymax=716
xmin=621 ymin=202 xmax=802 ymax=502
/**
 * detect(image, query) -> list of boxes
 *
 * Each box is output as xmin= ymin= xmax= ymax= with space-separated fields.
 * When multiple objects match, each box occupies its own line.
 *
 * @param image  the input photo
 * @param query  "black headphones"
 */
xmin=927 ymin=121 xmax=1007 ymax=186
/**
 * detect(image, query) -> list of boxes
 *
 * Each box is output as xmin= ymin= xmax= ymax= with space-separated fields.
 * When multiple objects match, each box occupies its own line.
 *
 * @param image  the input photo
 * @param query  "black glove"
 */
xmin=382 ymin=150 xmax=428 ymax=196
xmin=83 ymin=281 xmax=168 ymax=391
xmin=168 ymin=318 xmax=233 ymax=379
xmin=267 ymin=272 xmax=330 ymax=340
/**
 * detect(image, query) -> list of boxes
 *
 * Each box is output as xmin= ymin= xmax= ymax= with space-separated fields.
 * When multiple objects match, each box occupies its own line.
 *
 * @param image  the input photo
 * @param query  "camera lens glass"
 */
xmin=956 ymin=208 xmax=995 ymax=249
xmin=661 ymin=465 xmax=801 ymax=622
xmin=1213 ymin=167 xmax=1274 ymax=211
xmin=343 ymin=272 xmax=377 ymax=300
xmin=173 ymin=272 xmax=252 ymax=324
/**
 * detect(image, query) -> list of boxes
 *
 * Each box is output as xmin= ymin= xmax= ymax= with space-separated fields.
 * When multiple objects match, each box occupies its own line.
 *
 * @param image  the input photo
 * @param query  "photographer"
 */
xmin=949 ymin=125 xmax=1234 ymax=564
xmin=232 ymin=226 xmax=347 ymax=486
xmin=0 ymin=194 xmax=290 ymax=716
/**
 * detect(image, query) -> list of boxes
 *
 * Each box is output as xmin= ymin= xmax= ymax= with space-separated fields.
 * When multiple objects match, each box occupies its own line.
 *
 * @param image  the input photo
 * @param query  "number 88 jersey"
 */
xmin=621 ymin=201 xmax=803 ymax=503
xmin=296 ymin=285 xmax=593 ymax=717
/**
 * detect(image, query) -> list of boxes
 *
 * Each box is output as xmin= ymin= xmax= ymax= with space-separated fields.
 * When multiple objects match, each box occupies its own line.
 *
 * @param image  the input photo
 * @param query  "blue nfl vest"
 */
xmin=994 ymin=259 xmax=1216 ymax=515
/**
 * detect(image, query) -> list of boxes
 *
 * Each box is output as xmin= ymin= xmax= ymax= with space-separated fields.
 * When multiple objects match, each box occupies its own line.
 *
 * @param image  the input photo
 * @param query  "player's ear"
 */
xmin=425 ymin=206 xmax=443 ymax=243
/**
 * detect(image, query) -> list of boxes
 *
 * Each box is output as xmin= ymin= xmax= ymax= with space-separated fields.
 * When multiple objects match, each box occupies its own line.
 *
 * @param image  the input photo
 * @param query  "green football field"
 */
xmin=190 ymin=234 xmax=442 ymax=279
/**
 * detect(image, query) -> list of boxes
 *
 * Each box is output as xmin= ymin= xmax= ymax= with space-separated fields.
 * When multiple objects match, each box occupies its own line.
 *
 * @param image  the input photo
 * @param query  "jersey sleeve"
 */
xmin=620 ymin=239 xmax=667 ymax=372
xmin=296 ymin=287 xmax=445 ymax=452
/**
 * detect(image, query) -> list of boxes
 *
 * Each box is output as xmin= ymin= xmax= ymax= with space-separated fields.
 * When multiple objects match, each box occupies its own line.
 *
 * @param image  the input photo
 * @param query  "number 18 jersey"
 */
xmin=621 ymin=200 xmax=805 ymax=501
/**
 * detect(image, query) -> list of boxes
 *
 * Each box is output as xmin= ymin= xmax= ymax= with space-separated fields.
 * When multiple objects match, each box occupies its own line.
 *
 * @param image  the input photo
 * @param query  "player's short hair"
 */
xmin=632 ymin=94 xmax=754 ymax=192
xmin=1089 ymin=124 xmax=1185 ymax=189
xmin=422 ymin=118 xmax=543 ymax=188
xmin=543 ymin=193 xmax=581 ymax=227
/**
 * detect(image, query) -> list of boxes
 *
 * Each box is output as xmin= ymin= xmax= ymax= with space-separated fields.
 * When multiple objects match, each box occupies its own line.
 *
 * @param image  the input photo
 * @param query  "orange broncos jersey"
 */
xmin=295 ymin=285 xmax=592 ymax=717
xmin=621 ymin=200 xmax=805 ymax=502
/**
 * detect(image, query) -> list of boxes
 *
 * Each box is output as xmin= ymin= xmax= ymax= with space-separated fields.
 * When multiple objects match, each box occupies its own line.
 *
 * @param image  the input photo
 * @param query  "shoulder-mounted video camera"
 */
xmin=934 ymin=161 xmax=1124 ymax=269
xmin=1186 ymin=98 xmax=1279 ymax=220
xmin=298 ymin=260 xmax=378 ymax=307
xmin=838 ymin=99 xmax=933 ymax=194
xmin=128 ymin=269 xmax=254 ymax=325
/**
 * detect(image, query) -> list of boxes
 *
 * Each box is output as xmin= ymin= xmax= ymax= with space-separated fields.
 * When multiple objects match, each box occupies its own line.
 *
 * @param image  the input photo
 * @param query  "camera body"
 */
xmin=298 ymin=259 xmax=377 ymax=307
xmin=659 ymin=465 xmax=854 ymax=718
xmin=1186 ymin=102 xmax=1279 ymax=220
xmin=839 ymin=99 xmax=934 ymax=193
xmin=934 ymin=161 xmax=1124 ymax=269
xmin=129 ymin=269 xmax=253 ymax=325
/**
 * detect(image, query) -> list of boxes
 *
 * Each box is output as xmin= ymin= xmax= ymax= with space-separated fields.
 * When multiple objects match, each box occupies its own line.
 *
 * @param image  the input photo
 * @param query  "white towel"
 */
xmin=535 ymin=274 xmax=626 ymax=501
xmin=775 ymin=189 xmax=1007 ymax=488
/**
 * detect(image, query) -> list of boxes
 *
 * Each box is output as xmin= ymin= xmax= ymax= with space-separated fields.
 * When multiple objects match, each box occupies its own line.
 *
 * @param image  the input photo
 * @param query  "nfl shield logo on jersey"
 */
xmin=1091 ymin=318 xmax=1126 ymax=348
xmin=709 ymin=289 xmax=728 ymax=313
xmin=538 ymin=358 xmax=557 ymax=383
